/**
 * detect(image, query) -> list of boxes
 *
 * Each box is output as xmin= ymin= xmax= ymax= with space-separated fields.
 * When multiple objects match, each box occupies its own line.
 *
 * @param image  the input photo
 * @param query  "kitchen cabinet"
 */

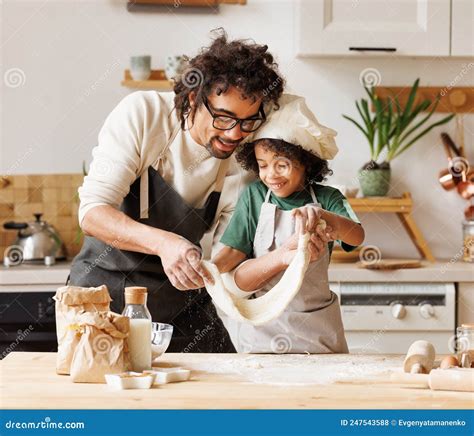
xmin=296 ymin=0 xmax=451 ymax=57
xmin=452 ymin=0 xmax=474 ymax=56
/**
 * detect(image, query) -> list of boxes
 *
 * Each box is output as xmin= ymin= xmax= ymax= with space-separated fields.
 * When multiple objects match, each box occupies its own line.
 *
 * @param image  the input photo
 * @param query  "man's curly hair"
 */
xmin=236 ymin=139 xmax=333 ymax=185
xmin=174 ymin=29 xmax=285 ymax=129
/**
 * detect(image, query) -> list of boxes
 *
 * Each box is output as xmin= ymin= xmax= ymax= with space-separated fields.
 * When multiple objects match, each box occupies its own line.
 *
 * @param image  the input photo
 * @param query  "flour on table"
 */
xmin=190 ymin=354 xmax=402 ymax=386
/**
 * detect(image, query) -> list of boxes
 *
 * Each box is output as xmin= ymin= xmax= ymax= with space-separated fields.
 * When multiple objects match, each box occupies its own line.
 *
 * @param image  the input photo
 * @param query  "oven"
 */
xmin=331 ymin=282 xmax=456 ymax=354
xmin=0 ymin=286 xmax=57 ymax=358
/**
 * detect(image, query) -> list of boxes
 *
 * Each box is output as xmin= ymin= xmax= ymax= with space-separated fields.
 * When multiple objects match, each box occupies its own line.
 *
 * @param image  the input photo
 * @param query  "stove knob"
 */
xmin=391 ymin=303 xmax=406 ymax=319
xmin=419 ymin=303 xmax=435 ymax=319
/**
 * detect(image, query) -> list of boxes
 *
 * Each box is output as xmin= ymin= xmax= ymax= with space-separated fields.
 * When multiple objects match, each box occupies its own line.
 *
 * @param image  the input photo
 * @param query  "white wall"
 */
xmin=1 ymin=0 xmax=473 ymax=259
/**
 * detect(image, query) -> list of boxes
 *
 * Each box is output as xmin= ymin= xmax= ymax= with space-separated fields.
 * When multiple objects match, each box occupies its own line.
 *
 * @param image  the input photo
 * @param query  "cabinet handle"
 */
xmin=349 ymin=47 xmax=397 ymax=52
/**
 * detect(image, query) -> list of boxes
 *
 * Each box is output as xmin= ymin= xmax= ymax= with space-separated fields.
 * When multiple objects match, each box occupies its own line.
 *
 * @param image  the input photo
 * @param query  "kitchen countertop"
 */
xmin=0 ymin=260 xmax=472 ymax=287
xmin=0 ymin=352 xmax=471 ymax=409
xmin=0 ymin=261 xmax=72 ymax=285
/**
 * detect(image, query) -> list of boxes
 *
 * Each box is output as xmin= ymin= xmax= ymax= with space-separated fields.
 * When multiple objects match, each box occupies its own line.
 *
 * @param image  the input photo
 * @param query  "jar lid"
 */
xmin=124 ymin=287 xmax=148 ymax=305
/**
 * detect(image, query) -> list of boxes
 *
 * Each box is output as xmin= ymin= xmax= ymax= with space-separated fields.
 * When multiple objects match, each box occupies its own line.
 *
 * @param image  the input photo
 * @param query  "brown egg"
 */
xmin=440 ymin=355 xmax=459 ymax=369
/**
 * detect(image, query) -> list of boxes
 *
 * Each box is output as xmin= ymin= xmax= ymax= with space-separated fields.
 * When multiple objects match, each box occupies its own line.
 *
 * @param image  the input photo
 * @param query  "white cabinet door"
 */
xmin=296 ymin=0 xmax=450 ymax=57
xmin=452 ymin=0 xmax=474 ymax=56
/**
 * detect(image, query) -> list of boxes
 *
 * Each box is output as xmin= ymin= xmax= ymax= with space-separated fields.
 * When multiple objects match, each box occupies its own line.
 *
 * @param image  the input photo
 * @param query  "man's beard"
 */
xmin=205 ymin=136 xmax=242 ymax=159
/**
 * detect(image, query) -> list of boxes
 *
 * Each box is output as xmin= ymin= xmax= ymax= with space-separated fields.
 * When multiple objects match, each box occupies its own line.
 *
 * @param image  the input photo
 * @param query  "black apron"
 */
xmin=69 ymin=132 xmax=235 ymax=353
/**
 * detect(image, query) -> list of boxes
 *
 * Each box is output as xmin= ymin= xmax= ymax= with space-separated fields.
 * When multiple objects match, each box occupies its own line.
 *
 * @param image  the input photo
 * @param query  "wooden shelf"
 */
xmin=348 ymin=193 xmax=435 ymax=262
xmin=127 ymin=0 xmax=246 ymax=7
xmin=121 ymin=69 xmax=173 ymax=90
xmin=348 ymin=193 xmax=412 ymax=213
xmin=374 ymin=86 xmax=474 ymax=114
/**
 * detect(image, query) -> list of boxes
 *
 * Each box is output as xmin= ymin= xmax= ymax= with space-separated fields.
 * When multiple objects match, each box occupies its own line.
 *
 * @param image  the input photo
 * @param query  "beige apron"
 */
xmin=223 ymin=186 xmax=349 ymax=354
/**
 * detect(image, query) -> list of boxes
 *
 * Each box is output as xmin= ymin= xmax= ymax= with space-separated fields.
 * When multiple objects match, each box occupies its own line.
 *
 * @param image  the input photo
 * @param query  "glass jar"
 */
xmin=122 ymin=286 xmax=152 ymax=372
xmin=462 ymin=220 xmax=474 ymax=262
xmin=456 ymin=323 xmax=474 ymax=367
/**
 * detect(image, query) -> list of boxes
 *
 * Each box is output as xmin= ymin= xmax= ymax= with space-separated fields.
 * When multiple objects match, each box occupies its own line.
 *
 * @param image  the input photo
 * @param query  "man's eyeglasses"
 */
xmin=203 ymin=98 xmax=266 ymax=133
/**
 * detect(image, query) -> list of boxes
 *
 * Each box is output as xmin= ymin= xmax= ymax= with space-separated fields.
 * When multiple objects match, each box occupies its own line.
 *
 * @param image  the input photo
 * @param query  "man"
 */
xmin=69 ymin=31 xmax=284 ymax=352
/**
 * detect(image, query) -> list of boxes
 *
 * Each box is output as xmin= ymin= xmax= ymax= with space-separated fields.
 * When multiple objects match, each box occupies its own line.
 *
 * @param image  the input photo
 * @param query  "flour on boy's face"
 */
xmin=255 ymin=142 xmax=306 ymax=198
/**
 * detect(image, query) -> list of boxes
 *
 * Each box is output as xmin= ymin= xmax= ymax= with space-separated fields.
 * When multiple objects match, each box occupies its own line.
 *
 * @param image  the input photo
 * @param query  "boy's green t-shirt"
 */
xmin=220 ymin=180 xmax=361 ymax=257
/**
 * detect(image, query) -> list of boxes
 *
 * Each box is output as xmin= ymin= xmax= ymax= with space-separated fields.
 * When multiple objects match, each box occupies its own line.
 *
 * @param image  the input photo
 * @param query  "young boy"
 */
xmin=212 ymin=95 xmax=364 ymax=353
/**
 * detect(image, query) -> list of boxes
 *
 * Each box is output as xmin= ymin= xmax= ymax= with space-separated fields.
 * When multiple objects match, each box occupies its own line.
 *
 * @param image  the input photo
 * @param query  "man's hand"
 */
xmin=158 ymin=232 xmax=214 ymax=291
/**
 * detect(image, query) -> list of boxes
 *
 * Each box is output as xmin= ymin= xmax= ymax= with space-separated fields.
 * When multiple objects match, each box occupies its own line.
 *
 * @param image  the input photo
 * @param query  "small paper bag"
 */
xmin=70 ymin=311 xmax=130 ymax=383
xmin=54 ymin=285 xmax=111 ymax=375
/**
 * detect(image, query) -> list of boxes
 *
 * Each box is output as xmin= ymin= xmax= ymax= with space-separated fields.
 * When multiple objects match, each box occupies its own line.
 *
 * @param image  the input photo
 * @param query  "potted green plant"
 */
xmin=343 ymin=78 xmax=454 ymax=196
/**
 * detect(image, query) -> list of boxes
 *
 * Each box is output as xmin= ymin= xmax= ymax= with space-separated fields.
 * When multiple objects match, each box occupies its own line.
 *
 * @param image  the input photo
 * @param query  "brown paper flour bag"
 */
xmin=70 ymin=311 xmax=130 ymax=383
xmin=54 ymin=285 xmax=111 ymax=375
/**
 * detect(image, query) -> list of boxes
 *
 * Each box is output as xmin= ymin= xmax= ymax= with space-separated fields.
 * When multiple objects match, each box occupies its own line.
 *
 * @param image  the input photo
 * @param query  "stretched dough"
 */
xmin=203 ymin=232 xmax=311 ymax=326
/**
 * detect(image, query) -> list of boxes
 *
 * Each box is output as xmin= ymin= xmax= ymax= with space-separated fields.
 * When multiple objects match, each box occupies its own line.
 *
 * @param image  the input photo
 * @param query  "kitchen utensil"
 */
xmin=438 ymin=163 xmax=472 ymax=191
xmin=105 ymin=372 xmax=156 ymax=390
xmin=439 ymin=355 xmax=459 ymax=369
xmin=403 ymin=340 xmax=435 ymax=374
xmin=465 ymin=199 xmax=474 ymax=221
xmin=3 ymin=213 xmax=67 ymax=264
xmin=358 ymin=259 xmax=422 ymax=270
xmin=438 ymin=134 xmax=467 ymax=190
xmin=390 ymin=368 xmax=474 ymax=392
xmin=456 ymin=170 xmax=474 ymax=200
xmin=438 ymin=168 xmax=457 ymax=191
xmin=440 ymin=132 xmax=461 ymax=157
xmin=144 ymin=368 xmax=191 ymax=384
xmin=455 ymin=114 xmax=465 ymax=158
xmin=151 ymin=322 xmax=173 ymax=360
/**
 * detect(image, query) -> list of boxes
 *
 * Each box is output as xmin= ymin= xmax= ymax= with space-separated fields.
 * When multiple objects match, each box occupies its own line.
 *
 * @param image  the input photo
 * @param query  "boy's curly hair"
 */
xmin=174 ymin=28 xmax=285 ymax=129
xmin=236 ymin=139 xmax=333 ymax=185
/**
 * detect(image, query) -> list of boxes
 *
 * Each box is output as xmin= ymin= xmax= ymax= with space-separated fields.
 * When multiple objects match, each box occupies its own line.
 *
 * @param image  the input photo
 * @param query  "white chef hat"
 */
xmin=253 ymin=94 xmax=339 ymax=160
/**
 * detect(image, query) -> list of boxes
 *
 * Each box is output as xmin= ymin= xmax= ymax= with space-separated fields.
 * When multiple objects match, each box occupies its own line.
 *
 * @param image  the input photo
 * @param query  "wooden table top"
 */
xmin=0 ymin=352 xmax=471 ymax=409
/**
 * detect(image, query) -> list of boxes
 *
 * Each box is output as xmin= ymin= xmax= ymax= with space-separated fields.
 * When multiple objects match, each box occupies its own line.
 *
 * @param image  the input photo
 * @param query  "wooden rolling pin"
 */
xmin=403 ymin=340 xmax=436 ymax=374
xmin=390 ymin=368 xmax=474 ymax=392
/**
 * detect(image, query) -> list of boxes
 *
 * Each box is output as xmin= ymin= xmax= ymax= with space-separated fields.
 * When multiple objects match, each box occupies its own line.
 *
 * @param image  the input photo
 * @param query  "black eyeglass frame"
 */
xmin=203 ymin=98 xmax=266 ymax=133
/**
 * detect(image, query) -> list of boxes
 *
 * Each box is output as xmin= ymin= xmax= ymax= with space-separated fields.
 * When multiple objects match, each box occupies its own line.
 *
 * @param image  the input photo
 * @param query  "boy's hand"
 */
xmin=292 ymin=205 xmax=324 ymax=233
xmin=280 ymin=224 xmax=337 ymax=265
